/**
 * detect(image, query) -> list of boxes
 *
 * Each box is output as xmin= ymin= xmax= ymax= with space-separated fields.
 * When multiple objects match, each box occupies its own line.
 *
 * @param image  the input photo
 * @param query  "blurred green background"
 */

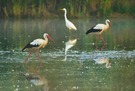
xmin=0 ymin=0 xmax=135 ymax=18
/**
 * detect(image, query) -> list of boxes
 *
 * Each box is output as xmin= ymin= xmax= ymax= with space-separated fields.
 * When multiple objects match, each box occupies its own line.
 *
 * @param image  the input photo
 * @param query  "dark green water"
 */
xmin=0 ymin=18 xmax=135 ymax=91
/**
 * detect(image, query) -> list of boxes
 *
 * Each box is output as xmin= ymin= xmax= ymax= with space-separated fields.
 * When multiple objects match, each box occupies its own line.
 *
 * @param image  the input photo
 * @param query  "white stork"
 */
xmin=22 ymin=33 xmax=53 ymax=63
xmin=86 ymin=19 xmax=111 ymax=45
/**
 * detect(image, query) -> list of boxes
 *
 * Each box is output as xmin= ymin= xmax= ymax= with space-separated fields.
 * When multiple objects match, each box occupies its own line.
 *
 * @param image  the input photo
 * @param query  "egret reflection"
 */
xmin=94 ymin=57 xmax=111 ymax=68
xmin=64 ymin=38 xmax=77 ymax=61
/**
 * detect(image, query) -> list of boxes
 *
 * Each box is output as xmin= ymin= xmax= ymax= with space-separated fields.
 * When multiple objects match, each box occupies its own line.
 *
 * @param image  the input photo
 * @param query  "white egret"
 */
xmin=61 ymin=8 xmax=77 ymax=31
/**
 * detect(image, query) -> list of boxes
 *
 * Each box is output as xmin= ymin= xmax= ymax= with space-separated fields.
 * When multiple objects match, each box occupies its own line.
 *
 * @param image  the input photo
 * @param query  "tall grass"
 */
xmin=98 ymin=0 xmax=112 ymax=17
xmin=13 ymin=3 xmax=22 ymax=17
xmin=0 ymin=0 xmax=134 ymax=18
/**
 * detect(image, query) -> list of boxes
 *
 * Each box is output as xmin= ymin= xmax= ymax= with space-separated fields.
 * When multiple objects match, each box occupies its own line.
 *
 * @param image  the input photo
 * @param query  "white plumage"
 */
xmin=62 ymin=8 xmax=77 ymax=31
xmin=93 ymin=24 xmax=104 ymax=30
xmin=30 ymin=39 xmax=45 ymax=46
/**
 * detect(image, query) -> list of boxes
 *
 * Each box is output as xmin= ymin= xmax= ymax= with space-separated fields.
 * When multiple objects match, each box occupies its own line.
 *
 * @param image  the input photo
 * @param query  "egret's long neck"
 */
xmin=64 ymin=10 xmax=68 ymax=21
xmin=106 ymin=62 xmax=109 ymax=68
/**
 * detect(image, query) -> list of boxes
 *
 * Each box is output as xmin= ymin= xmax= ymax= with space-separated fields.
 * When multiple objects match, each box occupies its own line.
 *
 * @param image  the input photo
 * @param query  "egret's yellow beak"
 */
xmin=60 ymin=8 xmax=64 ymax=11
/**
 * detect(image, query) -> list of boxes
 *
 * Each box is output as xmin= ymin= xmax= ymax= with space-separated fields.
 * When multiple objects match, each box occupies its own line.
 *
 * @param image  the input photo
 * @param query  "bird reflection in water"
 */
xmin=64 ymin=38 xmax=77 ymax=61
xmin=95 ymin=43 xmax=106 ymax=51
xmin=94 ymin=57 xmax=111 ymax=68
xmin=21 ymin=64 xmax=49 ymax=91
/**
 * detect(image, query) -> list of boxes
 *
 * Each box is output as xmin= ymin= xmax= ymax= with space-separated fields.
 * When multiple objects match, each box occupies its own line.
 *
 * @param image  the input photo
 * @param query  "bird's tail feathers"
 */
xmin=22 ymin=46 xmax=27 ymax=52
xmin=86 ymin=26 xmax=95 ymax=35
xmin=22 ymin=43 xmax=31 ymax=52
xmin=86 ymin=29 xmax=92 ymax=35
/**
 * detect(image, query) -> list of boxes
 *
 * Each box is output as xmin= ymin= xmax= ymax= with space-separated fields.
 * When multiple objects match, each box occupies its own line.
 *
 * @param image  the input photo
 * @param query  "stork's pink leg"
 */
xmin=37 ymin=50 xmax=42 ymax=65
xmin=96 ymin=34 xmax=98 ymax=42
xmin=24 ymin=48 xmax=34 ymax=63
xmin=100 ymin=44 xmax=105 ymax=51
xmin=100 ymin=34 xmax=106 ymax=45
xmin=99 ymin=34 xmax=106 ymax=51
xmin=95 ymin=34 xmax=99 ymax=50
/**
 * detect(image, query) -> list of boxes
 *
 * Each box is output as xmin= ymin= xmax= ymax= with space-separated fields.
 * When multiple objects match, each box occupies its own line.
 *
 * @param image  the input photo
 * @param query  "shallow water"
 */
xmin=0 ymin=18 xmax=135 ymax=91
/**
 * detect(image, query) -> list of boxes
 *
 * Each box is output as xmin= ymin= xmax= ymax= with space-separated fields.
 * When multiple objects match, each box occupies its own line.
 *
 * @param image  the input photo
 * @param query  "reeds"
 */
xmin=0 ymin=0 xmax=134 ymax=18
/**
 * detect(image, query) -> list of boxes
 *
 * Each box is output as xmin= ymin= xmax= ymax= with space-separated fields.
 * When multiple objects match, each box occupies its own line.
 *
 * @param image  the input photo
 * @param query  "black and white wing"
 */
xmin=86 ymin=24 xmax=104 ymax=35
xmin=22 ymin=39 xmax=44 ymax=52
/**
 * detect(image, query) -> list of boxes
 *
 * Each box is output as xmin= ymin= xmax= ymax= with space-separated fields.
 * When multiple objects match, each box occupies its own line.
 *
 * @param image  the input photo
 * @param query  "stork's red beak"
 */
xmin=108 ymin=22 xmax=112 ymax=27
xmin=47 ymin=35 xmax=54 ymax=42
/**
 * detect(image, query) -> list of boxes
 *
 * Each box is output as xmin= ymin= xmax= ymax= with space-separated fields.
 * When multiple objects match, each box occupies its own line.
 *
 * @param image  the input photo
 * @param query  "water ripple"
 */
xmin=0 ymin=50 xmax=135 ymax=63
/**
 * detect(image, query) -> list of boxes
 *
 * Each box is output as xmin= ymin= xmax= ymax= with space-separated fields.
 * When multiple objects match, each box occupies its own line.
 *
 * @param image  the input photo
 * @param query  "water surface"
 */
xmin=0 ymin=18 xmax=135 ymax=91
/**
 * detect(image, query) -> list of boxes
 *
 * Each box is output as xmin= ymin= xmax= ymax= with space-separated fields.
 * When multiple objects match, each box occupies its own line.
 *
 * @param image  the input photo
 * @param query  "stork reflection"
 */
xmin=95 ymin=43 xmax=106 ymax=51
xmin=21 ymin=64 xmax=49 ymax=91
xmin=94 ymin=57 xmax=111 ymax=68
